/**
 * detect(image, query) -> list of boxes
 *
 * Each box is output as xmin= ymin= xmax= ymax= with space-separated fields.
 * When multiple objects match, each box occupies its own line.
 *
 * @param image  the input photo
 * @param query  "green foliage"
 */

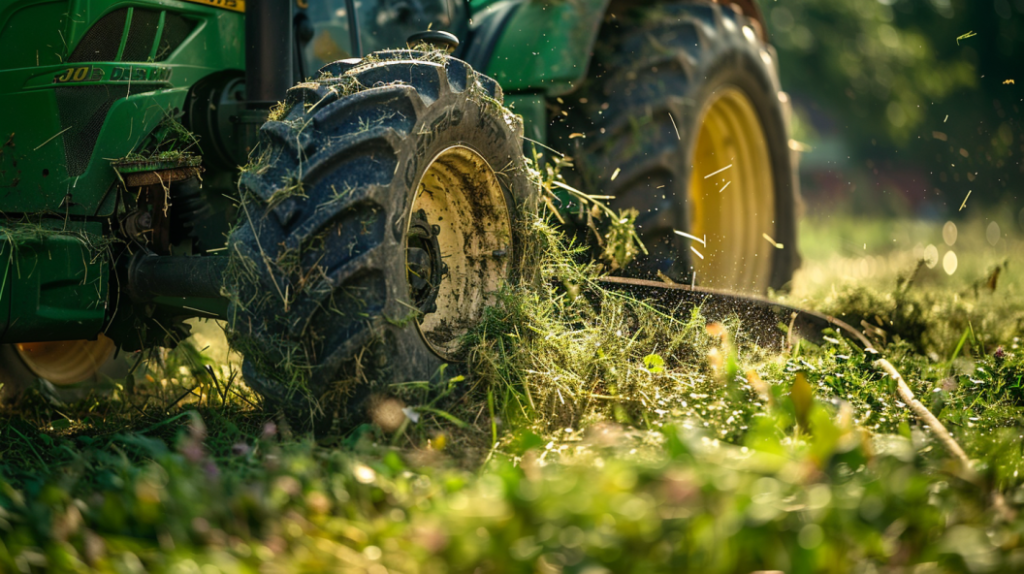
xmin=765 ymin=0 xmax=1024 ymax=211
xmin=2 ymin=399 xmax=1024 ymax=572
xmin=767 ymin=0 xmax=975 ymax=145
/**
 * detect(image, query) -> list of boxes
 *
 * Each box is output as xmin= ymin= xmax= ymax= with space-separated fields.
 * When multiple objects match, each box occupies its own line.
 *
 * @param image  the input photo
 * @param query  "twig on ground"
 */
xmin=875 ymin=358 xmax=968 ymax=463
xmin=875 ymin=358 xmax=1016 ymax=521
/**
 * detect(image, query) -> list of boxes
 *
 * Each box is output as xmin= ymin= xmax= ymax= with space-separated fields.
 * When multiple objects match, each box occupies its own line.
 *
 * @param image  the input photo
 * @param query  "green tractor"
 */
xmin=0 ymin=0 xmax=799 ymax=424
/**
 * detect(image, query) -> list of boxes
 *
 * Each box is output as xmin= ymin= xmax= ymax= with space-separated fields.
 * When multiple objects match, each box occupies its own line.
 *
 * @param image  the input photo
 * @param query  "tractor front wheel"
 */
xmin=226 ymin=51 xmax=536 ymax=430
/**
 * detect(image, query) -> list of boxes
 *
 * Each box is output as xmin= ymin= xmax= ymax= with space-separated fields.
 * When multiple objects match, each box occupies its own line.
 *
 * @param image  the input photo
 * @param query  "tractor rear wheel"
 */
xmin=553 ymin=1 xmax=799 ymax=293
xmin=0 ymin=336 xmax=120 ymax=403
xmin=226 ymin=51 xmax=536 ymax=430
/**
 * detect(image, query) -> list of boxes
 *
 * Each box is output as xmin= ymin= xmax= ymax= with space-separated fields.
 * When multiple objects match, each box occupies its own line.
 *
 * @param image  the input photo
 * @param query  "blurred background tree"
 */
xmin=760 ymin=0 xmax=1023 ymax=218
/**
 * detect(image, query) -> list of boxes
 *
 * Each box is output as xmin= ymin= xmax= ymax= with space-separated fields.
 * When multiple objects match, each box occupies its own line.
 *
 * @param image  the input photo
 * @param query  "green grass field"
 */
xmin=2 ymin=208 xmax=1024 ymax=573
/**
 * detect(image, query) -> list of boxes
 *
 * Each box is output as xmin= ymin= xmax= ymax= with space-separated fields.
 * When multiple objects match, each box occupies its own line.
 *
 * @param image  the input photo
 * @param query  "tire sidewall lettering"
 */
xmin=404 ymin=105 xmax=465 ymax=189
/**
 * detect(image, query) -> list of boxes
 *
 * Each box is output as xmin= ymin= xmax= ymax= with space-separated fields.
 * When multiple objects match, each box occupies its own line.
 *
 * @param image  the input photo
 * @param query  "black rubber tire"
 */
xmin=551 ymin=1 xmax=799 ymax=290
xmin=226 ymin=51 xmax=536 ymax=430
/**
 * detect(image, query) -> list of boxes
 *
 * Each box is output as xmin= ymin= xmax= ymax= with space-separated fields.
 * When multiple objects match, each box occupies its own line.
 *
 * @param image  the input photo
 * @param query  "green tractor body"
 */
xmin=1 ymin=0 xmax=245 ymax=345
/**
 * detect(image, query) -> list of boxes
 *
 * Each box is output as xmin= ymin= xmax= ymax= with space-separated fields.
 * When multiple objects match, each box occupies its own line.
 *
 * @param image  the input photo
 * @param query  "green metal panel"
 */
xmin=0 ymin=1 xmax=70 ymax=70
xmin=505 ymin=92 xmax=546 ymax=144
xmin=0 ymin=220 xmax=108 ymax=342
xmin=468 ymin=0 xmax=505 ymax=11
xmin=475 ymin=0 xmax=610 ymax=96
xmin=1 ymin=87 xmax=191 ymax=217
xmin=0 ymin=0 xmax=244 ymax=218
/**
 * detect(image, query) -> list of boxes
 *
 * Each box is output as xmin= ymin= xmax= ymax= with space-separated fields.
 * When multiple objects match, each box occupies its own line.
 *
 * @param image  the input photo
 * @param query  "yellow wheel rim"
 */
xmin=688 ymin=86 xmax=775 ymax=292
xmin=407 ymin=145 xmax=512 ymax=360
xmin=15 ymin=335 xmax=116 ymax=386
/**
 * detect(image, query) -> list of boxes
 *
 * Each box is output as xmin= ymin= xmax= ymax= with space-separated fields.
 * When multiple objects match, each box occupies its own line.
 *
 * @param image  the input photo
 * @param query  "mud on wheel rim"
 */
xmin=407 ymin=145 xmax=513 ymax=360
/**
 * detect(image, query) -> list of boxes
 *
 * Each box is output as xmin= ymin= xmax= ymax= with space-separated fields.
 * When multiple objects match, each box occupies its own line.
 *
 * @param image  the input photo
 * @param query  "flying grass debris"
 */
xmin=960 ymin=189 xmax=972 ymax=211
xmin=673 ymin=229 xmax=707 ymax=246
xmin=704 ymin=164 xmax=733 ymax=179
xmin=690 ymin=245 xmax=704 ymax=260
xmin=669 ymin=113 xmax=681 ymax=140
xmin=719 ymin=181 xmax=732 ymax=193
xmin=522 ymin=136 xmax=565 ymax=158
xmin=33 ymin=126 xmax=72 ymax=151
xmin=763 ymin=233 xmax=783 ymax=249
xmin=611 ymin=167 xmax=621 ymax=181
xmin=956 ymin=31 xmax=977 ymax=45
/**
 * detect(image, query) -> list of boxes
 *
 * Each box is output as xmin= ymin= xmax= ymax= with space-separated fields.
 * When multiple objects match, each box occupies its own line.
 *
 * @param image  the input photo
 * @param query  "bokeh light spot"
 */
xmin=943 ymin=251 xmax=958 ymax=275
xmin=886 ymin=102 xmax=907 ymax=127
xmin=771 ymin=7 xmax=794 ymax=32
xmin=879 ymin=25 xmax=899 ymax=49
xmin=923 ymin=244 xmax=938 ymax=268
xmin=799 ymin=523 xmax=825 ymax=549
xmin=987 ymin=221 xmax=1001 ymax=246
xmin=942 ymin=221 xmax=957 ymax=246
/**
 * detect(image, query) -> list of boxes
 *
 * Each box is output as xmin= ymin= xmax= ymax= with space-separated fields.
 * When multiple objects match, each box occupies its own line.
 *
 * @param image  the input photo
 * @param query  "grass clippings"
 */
xmin=956 ymin=31 xmax=977 ymax=45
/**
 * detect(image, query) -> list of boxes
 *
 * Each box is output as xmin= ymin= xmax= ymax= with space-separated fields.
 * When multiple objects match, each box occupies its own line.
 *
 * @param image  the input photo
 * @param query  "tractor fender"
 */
xmin=471 ymin=0 xmax=611 ymax=97
xmin=467 ymin=0 xmax=766 ymax=97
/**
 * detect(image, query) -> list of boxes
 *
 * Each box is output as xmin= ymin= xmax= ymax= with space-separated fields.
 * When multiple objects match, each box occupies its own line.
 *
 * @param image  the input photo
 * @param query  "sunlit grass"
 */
xmin=3 ymin=210 xmax=1024 ymax=572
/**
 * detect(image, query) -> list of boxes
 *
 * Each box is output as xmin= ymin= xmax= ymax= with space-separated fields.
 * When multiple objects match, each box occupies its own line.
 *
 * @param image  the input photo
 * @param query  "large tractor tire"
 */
xmin=0 ymin=337 xmax=123 ymax=404
xmin=227 ymin=51 xmax=536 ymax=429
xmin=552 ymin=1 xmax=799 ymax=293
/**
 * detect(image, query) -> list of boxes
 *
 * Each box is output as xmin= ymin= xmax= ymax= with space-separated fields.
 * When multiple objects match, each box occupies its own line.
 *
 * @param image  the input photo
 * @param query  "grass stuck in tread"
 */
xmin=4 ymin=207 xmax=1024 ymax=572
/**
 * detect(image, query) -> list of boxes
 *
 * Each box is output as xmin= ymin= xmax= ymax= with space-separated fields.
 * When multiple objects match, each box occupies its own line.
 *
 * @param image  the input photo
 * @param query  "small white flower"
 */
xmin=402 ymin=407 xmax=420 ymax=423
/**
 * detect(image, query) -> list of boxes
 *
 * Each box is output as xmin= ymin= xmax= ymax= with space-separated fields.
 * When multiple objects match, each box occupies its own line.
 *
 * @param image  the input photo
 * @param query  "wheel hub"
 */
xmin=407 ymin=209 xmax=446 ymax=315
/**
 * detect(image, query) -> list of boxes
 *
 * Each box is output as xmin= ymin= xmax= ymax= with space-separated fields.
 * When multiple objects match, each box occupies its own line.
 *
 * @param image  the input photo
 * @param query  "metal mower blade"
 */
xmin=597 ymin=276 xmax=873 ymax=351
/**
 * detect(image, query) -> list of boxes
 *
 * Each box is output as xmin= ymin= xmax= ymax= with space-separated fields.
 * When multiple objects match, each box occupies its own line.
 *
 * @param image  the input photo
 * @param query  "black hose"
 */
xmin=345 ymin=0 xmax=363 ymax=58
xmin=245 ymin=0 xmax=294 ymax=106
xmin=128 ymin=254 xmax=228 ymax=301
